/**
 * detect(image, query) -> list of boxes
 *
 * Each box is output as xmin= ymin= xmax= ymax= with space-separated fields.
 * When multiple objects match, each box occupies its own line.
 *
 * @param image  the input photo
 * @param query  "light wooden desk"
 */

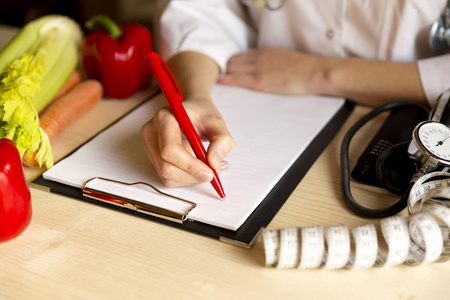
xmin=0 ymin=25 xmax=448 ymax=300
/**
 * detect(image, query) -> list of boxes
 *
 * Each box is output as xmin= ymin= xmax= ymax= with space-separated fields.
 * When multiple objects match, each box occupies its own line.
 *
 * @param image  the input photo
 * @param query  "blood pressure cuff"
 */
xmin=351 ymin=104 xmax=429 ymax=193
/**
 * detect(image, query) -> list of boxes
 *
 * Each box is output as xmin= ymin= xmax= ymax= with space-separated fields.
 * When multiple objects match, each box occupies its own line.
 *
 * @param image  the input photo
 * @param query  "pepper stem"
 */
xmin=85 ymin=14 xmax=123 ymax=39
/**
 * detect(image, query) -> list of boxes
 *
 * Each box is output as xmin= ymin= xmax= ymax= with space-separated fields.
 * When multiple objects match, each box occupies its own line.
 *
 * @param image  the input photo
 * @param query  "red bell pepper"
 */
xmin=0 ymin=138 xmax=32 ymax=242
xmin=82 ymin=15 xmax=153 ymax=98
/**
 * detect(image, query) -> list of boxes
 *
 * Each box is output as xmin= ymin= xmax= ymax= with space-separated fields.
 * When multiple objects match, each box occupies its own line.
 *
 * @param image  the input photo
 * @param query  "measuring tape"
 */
xmin=262 ymin=171 xmax=450 ymax=269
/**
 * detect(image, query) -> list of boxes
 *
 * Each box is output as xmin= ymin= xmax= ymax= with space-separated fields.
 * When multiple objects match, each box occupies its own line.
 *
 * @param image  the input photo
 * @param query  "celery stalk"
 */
xmin=32 ymin=30 xmax=80 ymax=111
xmin=0 ymin=15 xmax=82 ymax=168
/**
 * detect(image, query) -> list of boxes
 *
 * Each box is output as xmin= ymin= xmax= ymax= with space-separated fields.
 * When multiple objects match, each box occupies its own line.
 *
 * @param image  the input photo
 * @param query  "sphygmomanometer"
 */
xmin=340 ymin=3 xmax=450 ymax=219
xmin=342 ymin=90 xmax=450 ymax=218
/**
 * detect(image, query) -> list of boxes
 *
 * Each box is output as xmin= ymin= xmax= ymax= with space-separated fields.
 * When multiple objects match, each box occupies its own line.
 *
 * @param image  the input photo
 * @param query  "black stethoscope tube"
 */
xmin=340 ymin=102 xmax=427 ymax=218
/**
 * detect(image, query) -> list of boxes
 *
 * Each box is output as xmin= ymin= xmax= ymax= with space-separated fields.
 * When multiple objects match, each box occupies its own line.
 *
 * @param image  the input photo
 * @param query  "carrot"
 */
xmin=23 ymin=80 xmax=103 ymax=167
xmin=39 ymin=69 xmax=83 ymax=114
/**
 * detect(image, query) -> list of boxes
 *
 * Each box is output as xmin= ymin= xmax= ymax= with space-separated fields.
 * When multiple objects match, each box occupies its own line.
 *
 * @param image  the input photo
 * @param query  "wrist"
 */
xmin=311 ymin=56 xmax=341 ymax=96
xmin=184 ymin=93 xmax=214 ymax=106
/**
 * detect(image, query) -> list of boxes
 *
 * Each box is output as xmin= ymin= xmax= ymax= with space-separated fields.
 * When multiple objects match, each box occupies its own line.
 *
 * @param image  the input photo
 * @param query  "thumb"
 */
xmin=206 ymin=130 xmax=235 ymax=170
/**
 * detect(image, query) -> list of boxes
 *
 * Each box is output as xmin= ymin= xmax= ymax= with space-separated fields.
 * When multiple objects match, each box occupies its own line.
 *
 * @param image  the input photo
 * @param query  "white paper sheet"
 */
xmin=43 ymin=84 xmax=345 ymax=230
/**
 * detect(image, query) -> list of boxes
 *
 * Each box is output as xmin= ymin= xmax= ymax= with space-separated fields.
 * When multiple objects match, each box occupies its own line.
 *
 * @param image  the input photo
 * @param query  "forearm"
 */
xmin=318 ymin=57 xmax=429 ymax=107
xmin=166 ymin=51 xmax=220 ymax=100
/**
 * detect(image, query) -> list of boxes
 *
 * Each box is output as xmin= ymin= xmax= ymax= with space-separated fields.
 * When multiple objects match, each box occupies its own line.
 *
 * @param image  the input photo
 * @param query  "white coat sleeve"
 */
xmin=158 ymin=0 xmax=256 ymax=73
xmin=418 ymin=54 xmax=450 ymax=105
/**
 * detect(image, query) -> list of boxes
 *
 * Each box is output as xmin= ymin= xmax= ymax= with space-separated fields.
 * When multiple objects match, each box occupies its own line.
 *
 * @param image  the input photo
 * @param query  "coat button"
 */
xmin=326 ymin=29 xmax=334 ymax=39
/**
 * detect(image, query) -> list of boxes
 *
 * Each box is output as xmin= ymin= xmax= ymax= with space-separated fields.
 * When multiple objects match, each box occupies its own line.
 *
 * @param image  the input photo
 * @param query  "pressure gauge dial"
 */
xmin=408 ymin=121 xmax=450 ymax=167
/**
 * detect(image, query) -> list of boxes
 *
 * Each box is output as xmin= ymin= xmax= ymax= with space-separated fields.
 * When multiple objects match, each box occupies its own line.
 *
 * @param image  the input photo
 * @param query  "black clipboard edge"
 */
xmin=31 ymin=100 xmax=354 ymax=248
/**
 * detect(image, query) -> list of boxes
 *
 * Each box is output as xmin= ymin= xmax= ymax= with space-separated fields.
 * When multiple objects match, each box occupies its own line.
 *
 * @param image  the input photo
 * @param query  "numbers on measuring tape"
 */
xmin=324 ymin=225 xmax=350 ymax=269
xmin=263 ymin=206 xmax=449 ymax=269
xmin=263 ymin=171 xmax=450 ymax=270
xmin=299 ymin=226 xmax=325 ymax=269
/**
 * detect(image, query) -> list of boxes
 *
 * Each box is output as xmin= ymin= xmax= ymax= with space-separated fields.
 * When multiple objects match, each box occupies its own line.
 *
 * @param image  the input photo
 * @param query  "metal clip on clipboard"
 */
xmin=82 ymin=177 xmax=197 ymax=224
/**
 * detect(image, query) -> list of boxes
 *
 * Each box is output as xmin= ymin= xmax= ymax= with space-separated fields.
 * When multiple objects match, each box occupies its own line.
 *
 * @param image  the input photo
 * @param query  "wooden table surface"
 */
xmin=0 ymin=24 xmax=448 ymax=300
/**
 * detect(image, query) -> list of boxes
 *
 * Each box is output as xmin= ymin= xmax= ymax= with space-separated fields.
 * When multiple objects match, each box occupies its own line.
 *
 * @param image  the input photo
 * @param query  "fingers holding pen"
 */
xmin=142 ymin=107 xmax=217 ymax=187
xmin=182 ymin=99 xmax=235 ymax=171
xmin=204 ymin=121 xmax=235 ymax=171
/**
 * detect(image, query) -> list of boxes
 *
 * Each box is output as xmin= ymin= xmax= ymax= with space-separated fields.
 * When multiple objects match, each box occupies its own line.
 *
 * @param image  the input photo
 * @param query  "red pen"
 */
xmin=146 ymin=52 xmax=225 ymax=198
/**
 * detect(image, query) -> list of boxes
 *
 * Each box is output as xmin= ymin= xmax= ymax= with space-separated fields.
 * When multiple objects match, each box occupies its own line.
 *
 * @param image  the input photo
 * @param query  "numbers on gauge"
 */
xmin=418 ymin=122 xmax=450 ymax=161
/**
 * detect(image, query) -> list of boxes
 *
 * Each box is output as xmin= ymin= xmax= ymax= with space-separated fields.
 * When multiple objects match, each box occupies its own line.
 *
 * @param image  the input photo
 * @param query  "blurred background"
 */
xmin=0 ymin=0 xmax=159 ymax=33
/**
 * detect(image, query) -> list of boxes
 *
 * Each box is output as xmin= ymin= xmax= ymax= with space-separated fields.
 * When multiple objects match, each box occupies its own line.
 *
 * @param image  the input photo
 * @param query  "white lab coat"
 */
xmin=158 ymin=0 xmax=450 ymax=104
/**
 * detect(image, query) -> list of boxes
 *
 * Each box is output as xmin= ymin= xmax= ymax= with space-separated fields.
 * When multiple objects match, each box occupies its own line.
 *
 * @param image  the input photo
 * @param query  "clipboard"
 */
xmin=31 ymin=87 xmax=353 ymax=248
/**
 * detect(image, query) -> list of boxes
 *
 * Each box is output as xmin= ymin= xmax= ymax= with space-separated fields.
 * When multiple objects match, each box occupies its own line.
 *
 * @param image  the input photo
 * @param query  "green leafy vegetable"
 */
xmin=0 ymin=15 xmax=82 ymax=168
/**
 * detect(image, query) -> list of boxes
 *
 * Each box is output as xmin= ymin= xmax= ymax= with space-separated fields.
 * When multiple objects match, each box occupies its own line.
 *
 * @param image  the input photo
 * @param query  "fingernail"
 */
xmin=219 ymin=161 xmax=229 ymax=170
xmin=198 ymin=171 xmax=213 ymax=182
xmin=212 ymin=150 xmax=224 ymax=168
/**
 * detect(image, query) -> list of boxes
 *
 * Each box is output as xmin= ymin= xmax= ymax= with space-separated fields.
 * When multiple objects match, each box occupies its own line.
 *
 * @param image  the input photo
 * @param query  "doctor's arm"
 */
xmin=141 ymin=51 xmax=234 ymax=187
xmin=218 ymin=46 xmax=429 ymax=107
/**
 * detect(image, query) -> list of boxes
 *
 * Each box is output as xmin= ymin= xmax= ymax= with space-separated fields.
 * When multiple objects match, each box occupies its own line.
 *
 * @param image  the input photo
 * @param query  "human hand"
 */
xmin=218 ymin=46 xmax=429 ymax=107
xmin=141 ymin=95 xmax=234 ymax=187
xmin=218 ymin=46 xmax=324 ymax=95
